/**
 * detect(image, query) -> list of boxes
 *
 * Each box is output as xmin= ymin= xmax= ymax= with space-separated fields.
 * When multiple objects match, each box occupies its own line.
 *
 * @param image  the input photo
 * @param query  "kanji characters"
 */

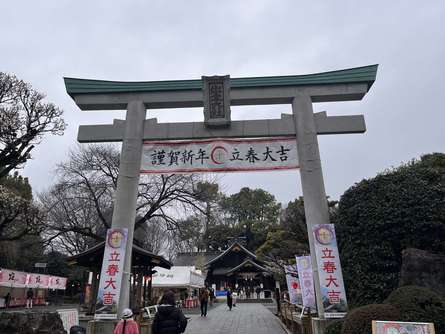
xmin=322 ymin=261 xmax=337 ymax=274
xmin=103 ymin=292 xmax=116 ymax=305
xmin=104 ymin=277 xmax=117 ymax=290
xmin=168 ymin=150 xmax=180 ymax=166
xmin=230 ymin=148 xmax=243 ymax=161
xmin=325 ymin=274 xmax=339 ymax=288
xmin=196 ymin=149 xmax=209 ymax=164
xmin=109 ymin=251 xmax=120 ymax=262
xmin=106 ymin=264 xmax=119 ymax=276
xmin=276 ymin=145 xmax=290 ymax=161
xmin=245 ymin=147 xmax=260 ymax=163
xmin=262 ymin=146 xmax=277 ymax=161
xmin=327 ymin=290 xmax=341 ymax=304
xmin=321 ymin=248 xmax=335 ymax=259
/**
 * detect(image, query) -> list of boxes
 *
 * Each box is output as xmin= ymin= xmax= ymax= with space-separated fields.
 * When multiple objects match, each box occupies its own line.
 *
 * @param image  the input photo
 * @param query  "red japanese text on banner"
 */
xmin=95 ymin=228 xmax=128 ymax=320
xmin=284 ymin=264 xmax=303 ymax=305
xmin=295 ymin=255 xmax=317 ymax=310
xmin=140 ymin=137 xmax=298 ymax=174
xmin=0 ymin=269 xmax=28 ymax=288
xmin=27 ymin=274 xmax=50 ymax=289
xmin=312 ymin=224 xmax=348 ymax=318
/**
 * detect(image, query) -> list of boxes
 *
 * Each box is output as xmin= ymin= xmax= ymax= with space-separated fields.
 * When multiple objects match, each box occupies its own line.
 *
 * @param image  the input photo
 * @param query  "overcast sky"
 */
xmin=1 ymin=1 xmax=444 ymax=204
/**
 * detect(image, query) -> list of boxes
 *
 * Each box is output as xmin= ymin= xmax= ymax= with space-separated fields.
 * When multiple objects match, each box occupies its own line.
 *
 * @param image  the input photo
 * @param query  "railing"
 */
xmin=280 ymin=301 xmax=312 ymax=334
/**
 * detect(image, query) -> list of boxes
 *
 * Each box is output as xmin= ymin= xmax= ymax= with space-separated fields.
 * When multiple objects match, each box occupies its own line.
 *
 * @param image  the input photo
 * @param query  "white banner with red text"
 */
xmin=0 ymin=269 xmax=67 ymax=290
xmin=312 ymin=224 xmax=348 ymax=318
xmin=295 ymin=256 xmax=317 ymax=310
xmin=284 ymin=264 xmax=303 ymax=305
xmin=95 ymin=228 xmax=128 ymax=320
xmin=141 ymin=137 xmax=299 ymax=174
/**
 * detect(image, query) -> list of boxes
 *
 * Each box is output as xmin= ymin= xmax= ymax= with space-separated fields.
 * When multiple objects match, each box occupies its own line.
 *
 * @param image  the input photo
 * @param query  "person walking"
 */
xmin=152 ymin=290 xmax=187 ymax=334
xmin=26 ymin=288 xmax=33 ymax=309
xmin=113 ymin=308 xmax=139 ymax=334
xmin=4 ymin=292 xmax=11 ymax=309
xmin=226 ymin=288 xmax=233 ymax=311
xmin=199 ymin=287 xmax=209 ymax=317
xmin=232 ymin=290 xmax=237 ymax=307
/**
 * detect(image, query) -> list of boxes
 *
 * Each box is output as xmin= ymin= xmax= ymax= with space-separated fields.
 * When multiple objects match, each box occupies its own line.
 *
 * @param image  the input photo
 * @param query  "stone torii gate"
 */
xmin=64 ymin=64 xmax=377 ymax=331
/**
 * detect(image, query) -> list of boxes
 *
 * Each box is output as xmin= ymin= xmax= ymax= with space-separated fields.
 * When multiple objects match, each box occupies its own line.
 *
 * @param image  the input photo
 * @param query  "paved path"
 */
xmin=184 ymin=303 xmax=286 ymax=334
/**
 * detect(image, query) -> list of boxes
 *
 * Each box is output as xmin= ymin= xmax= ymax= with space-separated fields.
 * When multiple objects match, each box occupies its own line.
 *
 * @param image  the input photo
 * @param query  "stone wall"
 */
xmin=0 ymin=311 xmax=66 ymax=334
xmin=400 ymin=248 xmax=445 ymax=296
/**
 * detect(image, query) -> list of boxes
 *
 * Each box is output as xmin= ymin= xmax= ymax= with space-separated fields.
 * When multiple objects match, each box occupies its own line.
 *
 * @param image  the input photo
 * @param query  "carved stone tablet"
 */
xmin=203 ymin=75 xmax=231 ymax=128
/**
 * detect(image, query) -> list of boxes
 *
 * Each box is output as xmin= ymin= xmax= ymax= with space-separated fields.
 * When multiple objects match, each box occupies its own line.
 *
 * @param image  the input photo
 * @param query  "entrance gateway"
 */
xmin=64 ymin=65 xmax=378 ymax=332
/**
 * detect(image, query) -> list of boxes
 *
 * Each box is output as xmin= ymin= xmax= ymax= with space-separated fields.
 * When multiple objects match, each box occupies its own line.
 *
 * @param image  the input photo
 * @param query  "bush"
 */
xmin=325 ymin=319 xmax=344 ymax=334
xmin=385 ymin=286 xmax=445 ymax=334
xmin=342 ymin=304 xmax=400 ymax=334
xmin=336 ymin=153 xmax=445 ymax=305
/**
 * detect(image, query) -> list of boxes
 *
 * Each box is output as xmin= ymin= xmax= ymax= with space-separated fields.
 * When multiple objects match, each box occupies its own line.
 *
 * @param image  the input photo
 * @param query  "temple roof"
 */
xmin=174 ymin=251 xmax=221 ymax=267
xmin=205 ymin=242 xmax=258 ymax=267
xmin=226 ymin=259 xmax=270 ymax=275
xmin=66 ymin=241 xmax=172 ymax=270
xmin=64 ymin=65 xmax=378 ymax=97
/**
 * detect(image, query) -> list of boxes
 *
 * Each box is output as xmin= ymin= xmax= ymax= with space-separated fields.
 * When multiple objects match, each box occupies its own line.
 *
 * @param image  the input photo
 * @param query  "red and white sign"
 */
xmin=141 ymin=137 xmax=298 ymax=174
xmin=49 ymin=276 xmax=67 ymax=290
xmin=284 ymin=265 xmax=302 ymax=305
xmin=57 ymin=309 xmax=79 ymax=332
xmin=95 ymin=228 xmax=128 ymax=320
xmin=295 ymin=256 xmax=316 ymax=310
xmin=27 ymin=274 xmax=50 ymax=289
xmin=312 ymin=224 xmax=348 ymax=318
xmin=0 ymin=269 xmax=28 ymax=287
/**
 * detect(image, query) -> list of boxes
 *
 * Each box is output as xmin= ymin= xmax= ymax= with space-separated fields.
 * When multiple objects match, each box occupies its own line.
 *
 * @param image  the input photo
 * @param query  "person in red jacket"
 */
xmin=114 ymin=308 xmax=139 ymax=334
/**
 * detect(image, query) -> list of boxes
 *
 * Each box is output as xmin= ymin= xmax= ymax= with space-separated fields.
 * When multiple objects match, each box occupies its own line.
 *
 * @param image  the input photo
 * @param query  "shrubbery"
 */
xmin=341 ymin=304 xmax=400 ymax=334
xmin=325 ymin=319 xmax=344 ymax=334
xmin=336 ymin=153 xmax=445 ymax=305
xmin=385 ymin=286 xmax=445 ymax=334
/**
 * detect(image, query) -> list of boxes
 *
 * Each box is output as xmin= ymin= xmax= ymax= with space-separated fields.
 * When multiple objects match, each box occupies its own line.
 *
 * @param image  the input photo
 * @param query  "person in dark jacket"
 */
xmin=152 ymin=290 xmax=187 ymax=334
xmin=226 ymin=288 xmax=233 ymax=311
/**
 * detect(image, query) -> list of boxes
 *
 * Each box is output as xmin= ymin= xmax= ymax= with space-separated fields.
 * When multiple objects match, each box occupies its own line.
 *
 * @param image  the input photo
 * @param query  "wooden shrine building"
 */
xmin=67 ymin=242 xmax=172 ymax=313
xmin=175 ymin=242 xmax=274 ymax=298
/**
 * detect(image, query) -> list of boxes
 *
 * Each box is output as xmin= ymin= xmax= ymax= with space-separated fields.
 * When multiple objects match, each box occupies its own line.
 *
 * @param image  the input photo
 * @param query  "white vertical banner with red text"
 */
xmin=284 ymin=265 xmax=303 ymax=305
xmin=312 ymin=224 xmax=348 ymax=318
xmin=95 ymin=228 xmax=128 ymax=320
xmin=295 ymin=255 xmax=317 ymax=310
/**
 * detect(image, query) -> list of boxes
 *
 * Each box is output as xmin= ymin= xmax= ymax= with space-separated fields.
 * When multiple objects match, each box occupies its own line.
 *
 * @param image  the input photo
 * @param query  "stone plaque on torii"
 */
xmin=64 ymin=65 xmax=378 ymax=330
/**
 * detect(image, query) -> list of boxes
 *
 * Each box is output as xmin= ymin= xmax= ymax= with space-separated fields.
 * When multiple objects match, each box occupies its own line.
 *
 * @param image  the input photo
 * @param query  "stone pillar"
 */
xmin=292 ymin=94 xmax=330 ymax=324
xmin=110 ymin=100 xmax=146 ymax=316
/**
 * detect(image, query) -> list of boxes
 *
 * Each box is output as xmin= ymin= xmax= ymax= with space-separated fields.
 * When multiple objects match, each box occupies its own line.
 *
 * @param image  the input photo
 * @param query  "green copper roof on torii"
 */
xmin=64 ymin=64 xmax=378 ymax=96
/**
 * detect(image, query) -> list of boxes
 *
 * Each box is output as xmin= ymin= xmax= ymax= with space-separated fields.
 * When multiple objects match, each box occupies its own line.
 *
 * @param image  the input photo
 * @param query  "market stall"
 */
xmin=152 ymin=266 xmax=205 ymax=308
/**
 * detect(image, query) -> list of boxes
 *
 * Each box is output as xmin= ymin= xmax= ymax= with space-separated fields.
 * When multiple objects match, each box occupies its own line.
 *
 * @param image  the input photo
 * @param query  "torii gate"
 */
xmin=64 ymin=64 xmax=377 ymax=331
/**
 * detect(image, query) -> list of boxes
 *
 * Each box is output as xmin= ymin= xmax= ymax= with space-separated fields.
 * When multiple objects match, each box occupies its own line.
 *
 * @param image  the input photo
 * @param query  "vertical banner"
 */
xmin=313 ymin=224 xmax=348 ymax=318
xmin=95 ymin=228 xmax=128 ymax=320
xmin=284 ymin=265 xmax=303 ymax=305
xmin=296 ymin=256 xmax=316 ymax=310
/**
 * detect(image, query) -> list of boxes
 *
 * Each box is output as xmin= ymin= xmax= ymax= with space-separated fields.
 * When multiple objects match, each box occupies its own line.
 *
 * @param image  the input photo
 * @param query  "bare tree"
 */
xmin=0 ymin=185 xmax=44 ymax=241
xmin=0 ymin=72 xmax=66 ymax=178
xmin=39 ymin=144 xmax=207 ymax=255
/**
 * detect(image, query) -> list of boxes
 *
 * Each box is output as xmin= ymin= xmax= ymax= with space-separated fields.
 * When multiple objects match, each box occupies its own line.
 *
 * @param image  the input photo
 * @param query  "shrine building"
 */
xmin=174 ymin=242 xmax=275 ymax=298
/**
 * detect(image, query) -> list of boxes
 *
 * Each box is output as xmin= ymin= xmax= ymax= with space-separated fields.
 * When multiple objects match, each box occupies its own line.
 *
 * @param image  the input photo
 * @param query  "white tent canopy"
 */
xmin=152 ymin=266 xmax=205 ymax=289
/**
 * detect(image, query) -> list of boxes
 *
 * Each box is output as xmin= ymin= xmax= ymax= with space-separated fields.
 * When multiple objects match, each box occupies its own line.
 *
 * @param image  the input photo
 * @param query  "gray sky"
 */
xmin=1 ymin=0 xmax=444 ymax=204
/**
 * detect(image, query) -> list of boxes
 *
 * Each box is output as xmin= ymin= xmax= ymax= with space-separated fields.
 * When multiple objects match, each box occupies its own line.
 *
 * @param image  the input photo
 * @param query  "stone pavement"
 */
xmin=184 ymin=303 xmax=286 ymax=334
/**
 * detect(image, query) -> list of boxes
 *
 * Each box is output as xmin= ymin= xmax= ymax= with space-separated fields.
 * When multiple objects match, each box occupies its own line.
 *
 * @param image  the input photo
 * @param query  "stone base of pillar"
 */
xmin=311 ymin=318 xmax=329 ymax=334
xmin=87 ymin=319 xmax=118 ymax=334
